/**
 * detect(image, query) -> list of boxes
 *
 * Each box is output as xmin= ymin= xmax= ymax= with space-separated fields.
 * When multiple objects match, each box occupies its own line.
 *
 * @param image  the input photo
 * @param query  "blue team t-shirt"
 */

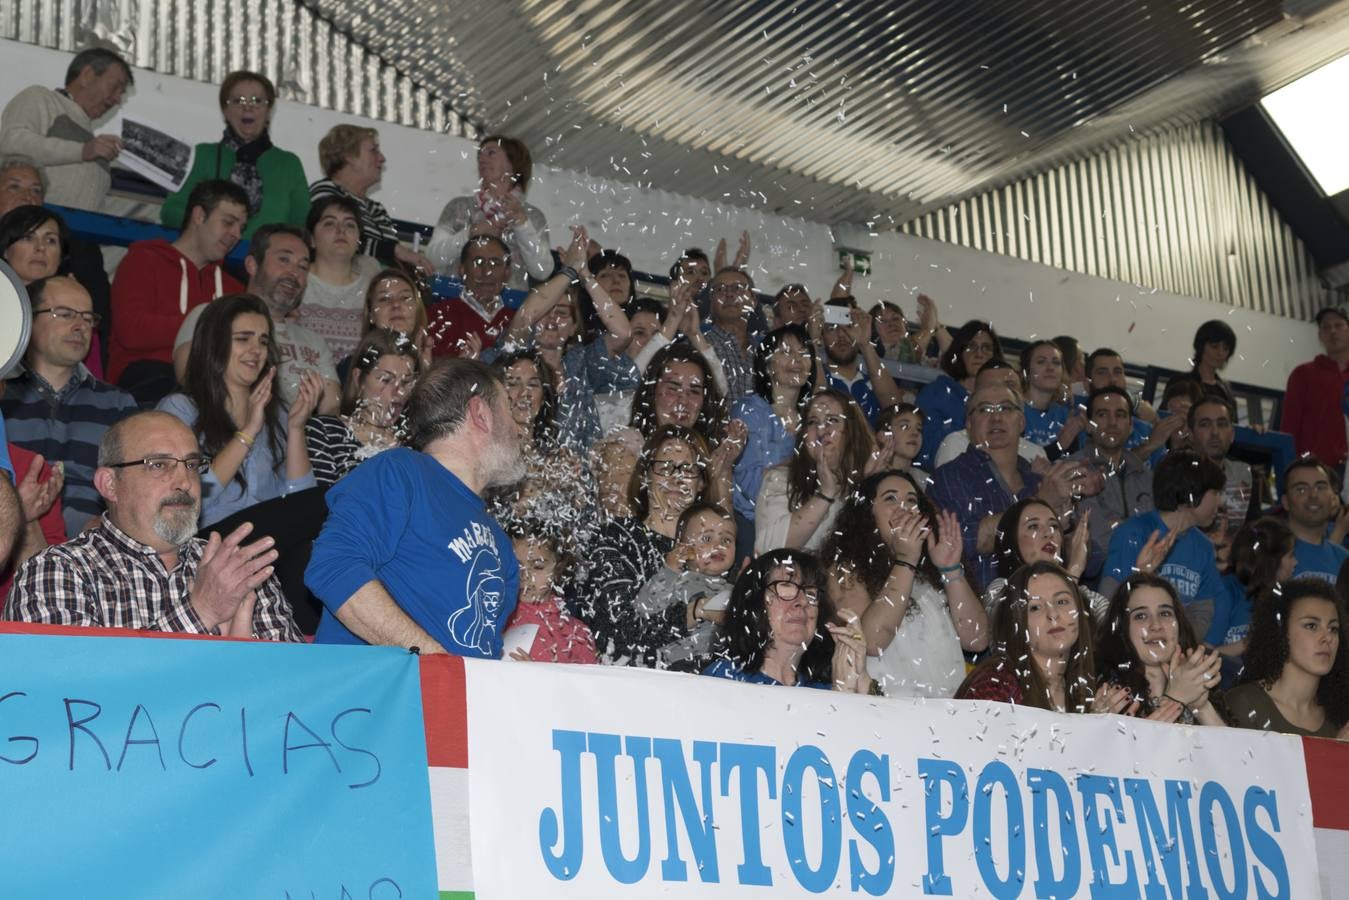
xmin=1293 ymin=538 xmax=1349 ymax=585
xmin=1101 ymin=509 xmax=1224 ymax=606
xmin=1205 ymin=572 xmax=1253 ymax=647
xmin=826 ymin=369 xmax=880 ymax=426
xmin=1023 ymin=403 xmax=1069 ymax=447
xmin=307 ymin=448 xmax=519 ymax=658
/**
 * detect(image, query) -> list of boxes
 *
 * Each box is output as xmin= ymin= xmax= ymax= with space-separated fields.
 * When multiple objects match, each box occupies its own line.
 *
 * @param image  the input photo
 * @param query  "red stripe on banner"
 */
xmin=419 ymin=655 xmax=468 ymax=769
xmin=1304 ymin=736 xmax=1349 ymax=830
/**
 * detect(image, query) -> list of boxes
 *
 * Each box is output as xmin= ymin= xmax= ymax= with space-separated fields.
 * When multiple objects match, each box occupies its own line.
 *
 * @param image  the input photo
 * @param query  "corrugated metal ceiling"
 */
xmin=274 ymin=1 xmax=1346 ymax=222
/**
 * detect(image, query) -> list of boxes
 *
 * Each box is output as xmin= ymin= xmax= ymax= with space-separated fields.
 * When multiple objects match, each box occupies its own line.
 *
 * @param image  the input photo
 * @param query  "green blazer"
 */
xmin=160 ymin=143 xmax=310 ymax=238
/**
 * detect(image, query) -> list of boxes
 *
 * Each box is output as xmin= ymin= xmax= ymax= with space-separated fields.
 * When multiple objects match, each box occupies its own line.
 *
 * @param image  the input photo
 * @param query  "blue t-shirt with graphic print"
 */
xmin=308 ymin=447 xmax=519 ymax=657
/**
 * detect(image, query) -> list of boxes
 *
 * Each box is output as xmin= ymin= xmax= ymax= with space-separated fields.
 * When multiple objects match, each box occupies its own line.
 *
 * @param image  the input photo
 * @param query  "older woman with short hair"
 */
xmin=427 ymin=134 xmax=551 ymax=290
xmin=309 ymin=124 xmax=431 ymax=271
xmin=161 ymin=70 xmax=309 ymax=237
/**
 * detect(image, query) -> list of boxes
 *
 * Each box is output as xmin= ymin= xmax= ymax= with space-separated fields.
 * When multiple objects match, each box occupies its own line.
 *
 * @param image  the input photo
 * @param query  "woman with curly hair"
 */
xmin=583 ymin=426 xmax=717 ymax=665
xmin=1227 ymin=578 xmax=1349 ymax=738
xmin=823 ymin=470 xmax=987 ymax=698
xmin=956 ymin=559 xmax=1101 ymax=713
xmin=1096 ymin=573 xmax=1226 ymax=725
xmin=754 ymin=389 xmax=874 ymax=555
xmin=702 ymin=548 xmax=872 ymax=693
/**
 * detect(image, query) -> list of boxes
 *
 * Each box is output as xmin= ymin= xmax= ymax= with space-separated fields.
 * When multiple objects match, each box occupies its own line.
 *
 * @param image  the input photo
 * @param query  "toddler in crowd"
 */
xmin=635 ymin=503 xmax=737 ymax=669
xmin=503 ymin=531 xmax=598 ymax=664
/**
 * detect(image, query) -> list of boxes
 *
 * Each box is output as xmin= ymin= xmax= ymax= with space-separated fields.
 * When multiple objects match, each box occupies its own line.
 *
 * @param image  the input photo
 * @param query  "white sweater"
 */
xmin=0 ymin=85 xmax=109 ymax=210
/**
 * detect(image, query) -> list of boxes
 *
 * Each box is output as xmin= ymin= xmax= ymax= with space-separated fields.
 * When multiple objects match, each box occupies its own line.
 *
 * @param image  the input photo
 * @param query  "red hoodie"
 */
xmin=107 ymin=239 xmax=243 ymax=384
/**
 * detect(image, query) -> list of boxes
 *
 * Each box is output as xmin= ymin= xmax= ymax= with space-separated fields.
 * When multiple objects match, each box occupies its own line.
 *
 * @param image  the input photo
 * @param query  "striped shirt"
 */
xmin=305 ymin=415 xmax=363 ymax=485
xmin=1 ymin=364 xmax=138 ymax=535
xmin=5 ymin=514 xmax=301 ymax=641
xmin=308 ymin=179 xmax=400 ymax=265
xmin=704 ymin=326 xmax=756 ymax=402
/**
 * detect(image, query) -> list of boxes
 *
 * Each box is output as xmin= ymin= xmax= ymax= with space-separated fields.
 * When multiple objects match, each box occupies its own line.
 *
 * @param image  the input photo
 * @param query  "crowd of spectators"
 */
xmin=3 ymin=47 xmax=1349 ymax=745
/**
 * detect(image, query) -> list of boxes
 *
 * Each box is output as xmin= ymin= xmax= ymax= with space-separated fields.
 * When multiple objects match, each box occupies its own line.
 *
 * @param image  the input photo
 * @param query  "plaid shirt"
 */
xmin=928 ymin=446 xmax=1043 ymax=591
xmin=4 ymin=515 xmax=300 ymax=641
xmin=704 ymin=325 xmax=756 ymax=402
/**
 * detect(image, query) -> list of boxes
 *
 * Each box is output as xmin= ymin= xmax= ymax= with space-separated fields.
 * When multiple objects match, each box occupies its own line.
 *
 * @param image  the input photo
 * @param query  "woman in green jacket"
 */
xmin=160 ymin=70 xmax=309 ymax=237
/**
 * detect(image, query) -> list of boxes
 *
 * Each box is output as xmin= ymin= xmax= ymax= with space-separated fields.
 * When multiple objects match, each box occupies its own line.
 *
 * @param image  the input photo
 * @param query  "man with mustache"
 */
xmin=307 ymin=358 xmax=525 ymax=657
xmin=109 ymin=179 xmax=247 ymax=403
xmin=173 ymin=224 xmax=340 ymax=415
xmin=5 ymin=411 xmax=299 ymax=639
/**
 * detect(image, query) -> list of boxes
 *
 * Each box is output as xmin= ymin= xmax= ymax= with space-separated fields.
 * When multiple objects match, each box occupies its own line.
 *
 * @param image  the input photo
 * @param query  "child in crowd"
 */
xmin=875 ymin=403 xmax=929 ymax=488
xmin=503 ymin=530 xmax=597 ymax=665
xmin=634 ymin=503 xmax=736 ymax=670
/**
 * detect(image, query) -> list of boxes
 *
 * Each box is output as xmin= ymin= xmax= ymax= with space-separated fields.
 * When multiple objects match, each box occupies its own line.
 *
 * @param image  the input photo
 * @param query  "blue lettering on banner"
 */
xmin=0 ymin=633 xmax=437 ymax=897
xmin=536 ymin=735 xmax=1294 ymax=895
xmin=1027 ymin=768 xmax=1080 ymax=898
xmin=1077 ymin=774 xmax=1141 ymax=897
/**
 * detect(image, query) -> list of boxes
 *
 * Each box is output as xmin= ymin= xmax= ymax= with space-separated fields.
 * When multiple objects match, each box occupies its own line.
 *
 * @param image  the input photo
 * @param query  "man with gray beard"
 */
xmin=4 ymin=411 xmax=300 ymax=640
xmin=307 ymin=358 xmax=525 ymax=657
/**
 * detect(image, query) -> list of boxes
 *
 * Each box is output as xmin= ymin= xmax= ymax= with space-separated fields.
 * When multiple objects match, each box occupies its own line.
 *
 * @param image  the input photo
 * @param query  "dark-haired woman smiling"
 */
xmin=158 ymin=293 xmax=321 ymax=527
xmin=957 ymin=560 xmax=1099 ymax=713
xmin=824 ymin=470 xmax=987 ymax=698
xmin=1096 ymin=573 xmax=1225 ymax=725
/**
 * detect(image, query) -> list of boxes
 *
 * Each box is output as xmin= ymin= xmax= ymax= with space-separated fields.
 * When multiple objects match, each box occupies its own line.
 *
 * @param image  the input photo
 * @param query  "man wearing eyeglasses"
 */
xmin=426 ymin=235 xmax=517 ymax=358
xmin=2 ymin=275 xmax=138 ymax=536
xmin=929 ymin=383 xmax=1094 ymax=589
xmin=5 ymin=411 xmax=300 ymax=640
xmin=702 ymin=268 xmax=761 ymax=401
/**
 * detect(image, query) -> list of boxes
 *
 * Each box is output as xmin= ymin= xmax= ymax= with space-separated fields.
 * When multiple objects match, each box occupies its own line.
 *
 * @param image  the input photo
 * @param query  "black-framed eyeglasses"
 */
xmin=650 ymin=460 xmax=702 ymax=478
xmin=34 ymin=306 xmax=101 ymax=327
xmin=105 ymin=455 xmax=212 ymax=477
xmin=766 ymin=580 xmax=820 ymax=606
xmin=225 ymin=95 xmax=271 ymax=107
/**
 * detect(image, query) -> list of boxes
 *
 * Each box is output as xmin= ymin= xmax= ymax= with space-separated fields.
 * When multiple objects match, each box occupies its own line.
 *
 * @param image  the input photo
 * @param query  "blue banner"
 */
xmin=0 ymin=633 xmax=437 ymax=898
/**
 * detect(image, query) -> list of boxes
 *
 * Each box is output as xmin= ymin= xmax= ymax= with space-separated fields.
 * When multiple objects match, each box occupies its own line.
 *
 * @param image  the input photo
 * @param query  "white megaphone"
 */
xmin=0 ymin=259 xmax=31 ymax=379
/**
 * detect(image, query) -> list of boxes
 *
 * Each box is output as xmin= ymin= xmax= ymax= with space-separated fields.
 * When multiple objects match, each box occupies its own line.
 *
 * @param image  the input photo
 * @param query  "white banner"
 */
xmin=465 ymin=661 xmax=1317 ymax=899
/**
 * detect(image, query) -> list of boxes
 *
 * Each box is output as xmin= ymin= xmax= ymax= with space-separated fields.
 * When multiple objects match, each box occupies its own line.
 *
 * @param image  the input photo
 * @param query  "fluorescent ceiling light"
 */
xmin=1262 ymin=53 xmax=1349 ymax=196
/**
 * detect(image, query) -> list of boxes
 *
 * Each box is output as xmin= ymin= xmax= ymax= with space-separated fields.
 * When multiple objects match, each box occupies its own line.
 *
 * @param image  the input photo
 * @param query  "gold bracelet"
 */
xmin=234 ymin=430 xmax=254 ymax=449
